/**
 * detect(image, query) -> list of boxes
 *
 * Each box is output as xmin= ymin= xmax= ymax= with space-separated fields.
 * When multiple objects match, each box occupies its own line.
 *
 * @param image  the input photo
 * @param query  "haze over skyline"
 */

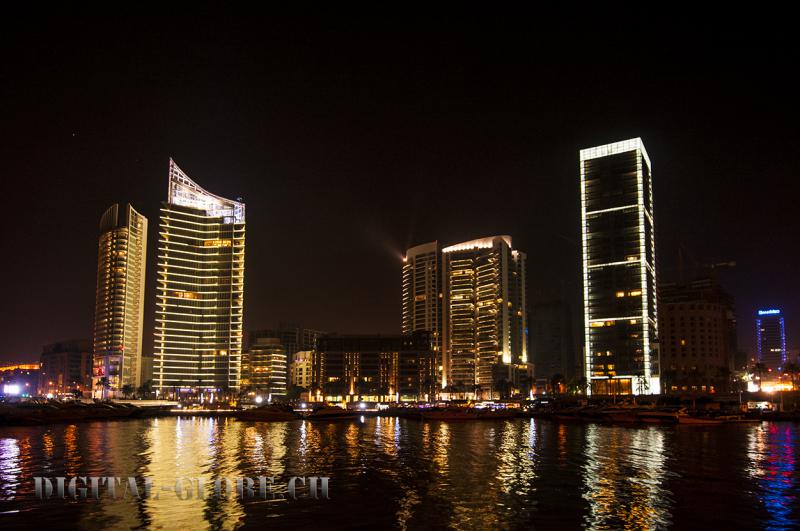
xmin=2 ymin=15 xmax=799 ymax=364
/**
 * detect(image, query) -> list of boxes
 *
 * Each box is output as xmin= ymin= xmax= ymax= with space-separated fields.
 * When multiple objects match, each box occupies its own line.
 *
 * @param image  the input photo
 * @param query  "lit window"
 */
xmin=204 ymin=239 xmax=232 ymax=247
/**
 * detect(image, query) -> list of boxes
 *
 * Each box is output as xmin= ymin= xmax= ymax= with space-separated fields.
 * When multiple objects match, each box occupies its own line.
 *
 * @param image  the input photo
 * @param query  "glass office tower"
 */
xmin=756 ymin=308 xmax=787 ymax=370
xmin=580 ymin=138 xmax=659 ymax=395
xmin=92 ymin=203 xmax=147 ymax=398
xmin=154 ymin=160 xmax=245 ymax=396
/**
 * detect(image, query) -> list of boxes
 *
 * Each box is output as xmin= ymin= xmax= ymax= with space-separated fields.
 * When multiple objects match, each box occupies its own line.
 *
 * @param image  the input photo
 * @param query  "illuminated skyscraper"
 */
xmin=756 ymin=309 xmax=787 ymax=370
xmin=580 ymin=138 xmax=659 ymax=395
xmin=441 ymin=236 xmax=527 ymax=398
xmin=154 ymin=160 xmax=245 ymax=395
xmin=402 ymin=241 xmax=442 ymax=381
xmin=92 ymin=204 xmax=147 ymax=397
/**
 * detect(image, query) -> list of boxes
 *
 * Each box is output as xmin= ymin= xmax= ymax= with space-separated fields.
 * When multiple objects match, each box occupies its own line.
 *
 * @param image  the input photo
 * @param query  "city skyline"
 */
xmin=3 ymin=17 xmax=799 ymax=365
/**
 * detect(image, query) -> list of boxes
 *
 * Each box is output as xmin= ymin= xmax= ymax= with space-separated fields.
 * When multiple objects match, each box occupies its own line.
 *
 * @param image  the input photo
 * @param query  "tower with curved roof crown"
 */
xmin=154 ymin=159 xmax=245 ymax=396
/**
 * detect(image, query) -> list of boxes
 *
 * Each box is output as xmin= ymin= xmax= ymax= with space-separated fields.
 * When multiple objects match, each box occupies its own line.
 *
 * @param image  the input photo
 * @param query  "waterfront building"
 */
xmin=39 ymin=340 xmax=92 ymax=396
xmin=659 ymin=278 xmax=737 ymax=393
xmin=402 ymin=241 xmax=442 ymax=379
xmin=289 ymin=350 xmax=313 ymax=389
xmin=242 ymin=337 xmax=287 ymax=399
xmin=440 ymin=236 xmax=527 ymax=398
xmin=312 ymin=332 xmax=436 ymax=402
xmin=580 ymin=138 xmax=659 ymax=395
xmin=250 ymin=324 xmax=324 ymax=380
xmin=0 ymin=363 xmax=40 ymax=397
xmin=91 ymin=203 xmax=148 ymax=398
xmin=154 ymin=160 xmax=245 ymax=396
xmin=756 ymin=308 xmax=787 ymax=370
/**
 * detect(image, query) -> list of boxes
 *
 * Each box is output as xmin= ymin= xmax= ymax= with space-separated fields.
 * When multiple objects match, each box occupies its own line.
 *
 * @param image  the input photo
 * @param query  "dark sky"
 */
xmin=1 ymin=14 xmax=798 ymax=364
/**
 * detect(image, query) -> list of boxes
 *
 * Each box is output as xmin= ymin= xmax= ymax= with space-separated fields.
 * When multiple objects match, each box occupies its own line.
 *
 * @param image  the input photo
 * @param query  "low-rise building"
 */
xmin=39 ymin=340 xmax=92 ymax=397
xmin=290 ymin=350 xmax=313 ymax=389
xmin=243 ymin=337 xmax=287 ymax=399
xmin=0 ymin=363 xmax=40 ymax=397
xmin=659 ymin=278 xmax=737 ymax=394
xmin=312 ymin=331 xmax=435 ymax=402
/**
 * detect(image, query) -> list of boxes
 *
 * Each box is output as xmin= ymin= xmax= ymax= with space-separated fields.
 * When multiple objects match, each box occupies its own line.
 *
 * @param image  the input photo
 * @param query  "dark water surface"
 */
xmin=1 ymin=417 xmax=798 ymax=530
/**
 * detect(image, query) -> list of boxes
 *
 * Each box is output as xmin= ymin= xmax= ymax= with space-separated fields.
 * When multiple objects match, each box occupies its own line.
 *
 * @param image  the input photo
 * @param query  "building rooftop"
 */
xmin=167 ymin=159 xmax=245 ymax=223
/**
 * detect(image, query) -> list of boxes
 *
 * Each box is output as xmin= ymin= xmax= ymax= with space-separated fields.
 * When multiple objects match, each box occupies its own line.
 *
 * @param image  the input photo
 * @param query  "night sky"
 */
xmin=2 ymin=14 xmax=798 ymax=364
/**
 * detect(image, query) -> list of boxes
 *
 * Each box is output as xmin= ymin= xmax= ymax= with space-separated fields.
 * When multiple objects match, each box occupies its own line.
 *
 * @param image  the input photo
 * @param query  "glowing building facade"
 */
xmin=580 ymin=138 xmax=659 ymax=395
xmin=242 ymin=337 xmax=287 ymax=398
xmin=402 ymin=241 xmax=442 ymax=385
xmin=154 ymin=160 xmax=245 ymax=395
xmin=92 ymin=203 xmax=148 ymax=397
xmin=756 ymin=309 xmax=787 ymax=370
xmin=441 ymin=236 xmax=527 ymax=398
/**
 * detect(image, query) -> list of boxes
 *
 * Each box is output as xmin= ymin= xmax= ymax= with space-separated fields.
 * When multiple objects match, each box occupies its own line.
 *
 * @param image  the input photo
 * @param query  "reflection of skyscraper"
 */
xmin=756 ymin=309 xmax=787 ymax=370
xmin=92 ymin=204 xmax=147 ymax=397
xmin=441 ymin=236 xmax=527 ymax=397
xmin=154 ymin=160 xmax=245 ymax=394
xmin=580 ymin=138 xmax=659 ymax=395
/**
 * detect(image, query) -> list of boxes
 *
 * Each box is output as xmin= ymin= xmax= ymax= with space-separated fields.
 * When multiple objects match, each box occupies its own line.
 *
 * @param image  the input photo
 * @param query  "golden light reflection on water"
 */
xmin=63 ymin=424 xmax=81 ymax=476
xmin=582 ymin=425 xmax=670 ymax=530
xmin=1 ymin=417 xmax=798 ymax=528
xmin=142 ymin=417 xmax=244 ymax=530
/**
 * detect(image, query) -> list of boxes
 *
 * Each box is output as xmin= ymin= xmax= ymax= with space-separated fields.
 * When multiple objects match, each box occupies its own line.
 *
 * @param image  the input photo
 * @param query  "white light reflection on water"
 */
xmin=0 ymin=438 xmax=20 ymax=500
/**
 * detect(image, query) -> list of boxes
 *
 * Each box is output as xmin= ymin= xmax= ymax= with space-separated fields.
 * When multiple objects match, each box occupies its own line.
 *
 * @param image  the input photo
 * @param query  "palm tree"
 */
xmin=752 ymin=363 xmax=767 ymax=392
xmin=550 ymin=374 xmax=565 ymax=396
xmin=635 ymin=372 xmax=650 ymax=395
xmin=567 ymin=376 xmax=589 ymax=396
xmin=96 ymin=377 xmax=110 ymax=399
xmin=496 ymin=378 xmax=512 ymax=399
xmin=121 ymin=384 xmax=135 ymax=399
xmin=137 ymin=379 xmax=153 ymax=399
xmin=715 ymin=366 xmax=732 ymax=394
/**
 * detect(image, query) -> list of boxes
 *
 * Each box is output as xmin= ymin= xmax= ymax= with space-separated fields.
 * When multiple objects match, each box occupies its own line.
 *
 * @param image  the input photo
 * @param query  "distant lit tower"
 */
xmin=403 ymin=241 xmax=442 ymax=381
xmin=580 ymin=138 xmax=659 ymax=395
xmin=756 ymin=309 xmax=787 ymax=370
xmin=92 ymin=204 xmax=147 ymax=398
xmin=154 ymin=160 xmax=245 ymax=396
xmin=441 ymin=236 xmax=527 ymax=398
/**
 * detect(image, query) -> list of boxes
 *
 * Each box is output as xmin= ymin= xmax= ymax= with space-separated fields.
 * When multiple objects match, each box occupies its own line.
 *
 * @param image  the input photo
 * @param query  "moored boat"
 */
xmin=304 ymin=405 xmax=360 ymax=420
xmin=477 ymin=408 xmax=519 ymax=419
xmin=676 ymin=413 xmax=723 ymax=425
xmin=636 ymin=409 xmax=679 ymax=424
xmin=236 ymin=404 xmax=300 ymax=421
xmin=600 ymin=408 xmax=638 ymax=423
xmin=421 ymin=407 xmax=481 ymax=420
